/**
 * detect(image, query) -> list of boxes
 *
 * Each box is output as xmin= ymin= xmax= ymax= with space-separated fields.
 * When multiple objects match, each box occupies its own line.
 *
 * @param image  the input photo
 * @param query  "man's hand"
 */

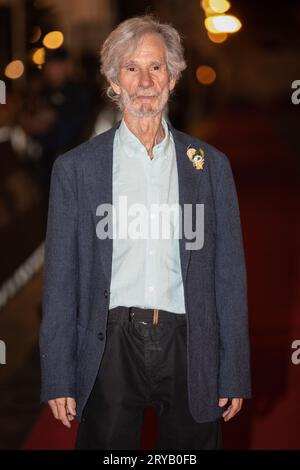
xmin=218 ymin=398 xmax=243 ymax=421
xmin=48 ymin=397 xmax=76 ymax=428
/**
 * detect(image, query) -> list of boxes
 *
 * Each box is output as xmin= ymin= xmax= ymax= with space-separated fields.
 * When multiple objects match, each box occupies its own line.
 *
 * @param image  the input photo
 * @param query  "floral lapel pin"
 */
xmin=186 ymin=145 xmax=205 ymax=170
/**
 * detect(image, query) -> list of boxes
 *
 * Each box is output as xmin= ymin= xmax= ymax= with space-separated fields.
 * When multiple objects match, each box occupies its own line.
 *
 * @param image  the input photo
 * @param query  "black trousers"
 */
xmin=76 ymin=306 xmax=222 ymax=450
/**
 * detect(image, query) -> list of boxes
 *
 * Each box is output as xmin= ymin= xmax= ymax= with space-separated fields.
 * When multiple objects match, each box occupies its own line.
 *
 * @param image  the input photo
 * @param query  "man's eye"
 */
xmin=127 ymin=67 xmax=136 ymax=72
xmin=152 ymin=65 xmax=160 ymax=71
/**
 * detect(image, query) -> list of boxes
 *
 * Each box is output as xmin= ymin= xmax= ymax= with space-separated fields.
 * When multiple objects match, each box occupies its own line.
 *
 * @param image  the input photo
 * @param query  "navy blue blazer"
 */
xmin=39 ymin=122 xmax=251 ymax=423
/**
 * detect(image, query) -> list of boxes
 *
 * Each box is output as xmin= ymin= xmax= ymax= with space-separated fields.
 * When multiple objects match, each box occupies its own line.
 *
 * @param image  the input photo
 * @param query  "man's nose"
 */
xmin=139 ymin=69 xmax=153 ymax=88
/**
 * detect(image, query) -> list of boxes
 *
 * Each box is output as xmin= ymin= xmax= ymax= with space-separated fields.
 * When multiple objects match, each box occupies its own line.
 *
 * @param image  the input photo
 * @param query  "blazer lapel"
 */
xmin=85 ymin=123 xmax=119 ymax=284
xmin=170 ymin=126 xmax=205 ymax=284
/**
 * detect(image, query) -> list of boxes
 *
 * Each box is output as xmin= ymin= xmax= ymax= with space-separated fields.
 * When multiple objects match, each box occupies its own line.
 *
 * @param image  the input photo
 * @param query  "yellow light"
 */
xmin=201 ymin=0 xmax=215 ymax=15
xmin=201 ymin=0 xmax=210 ymax=10
xmin=32 ymin=47 xmax=45 ymax=65
xmin=5 ymin=60 xmax=24 ymax=79
xmin=207 ymin=31 xmax=228 ymax=43
xmin=208 ymin=0 xmax=231 ymax=14
xmin=196 ymin=65 xmax=216 ymax=85
xmin=43 ymin=31 xmax=64 ymax=49
xmin=205 ymin=14 xmax=242 ymax=33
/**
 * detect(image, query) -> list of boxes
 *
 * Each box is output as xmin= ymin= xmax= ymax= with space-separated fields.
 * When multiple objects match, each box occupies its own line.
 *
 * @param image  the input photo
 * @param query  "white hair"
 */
xmin=100 ymin=15 xmax=187 ymax=106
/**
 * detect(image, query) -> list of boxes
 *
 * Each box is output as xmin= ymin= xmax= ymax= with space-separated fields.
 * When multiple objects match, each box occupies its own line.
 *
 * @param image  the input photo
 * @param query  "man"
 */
xmin=40 ymin=15 xmax=251 ymax=450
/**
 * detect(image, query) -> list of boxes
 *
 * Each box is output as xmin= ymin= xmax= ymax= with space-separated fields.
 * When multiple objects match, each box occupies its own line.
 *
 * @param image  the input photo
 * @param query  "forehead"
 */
xmin=122 ymin=33 xmax=167 ymax=64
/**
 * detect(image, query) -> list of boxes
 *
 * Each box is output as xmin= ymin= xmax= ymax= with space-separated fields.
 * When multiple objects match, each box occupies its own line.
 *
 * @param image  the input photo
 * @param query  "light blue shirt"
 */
xmin=109 ymin=118 xmax=186 ymax=314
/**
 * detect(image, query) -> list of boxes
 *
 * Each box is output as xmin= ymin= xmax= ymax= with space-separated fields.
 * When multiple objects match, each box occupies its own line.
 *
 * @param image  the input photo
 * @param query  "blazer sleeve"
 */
xmin=39 ymin=157 xmax=78 ymax=402
xmin=214 ymin=155 xmax=251 ymax=398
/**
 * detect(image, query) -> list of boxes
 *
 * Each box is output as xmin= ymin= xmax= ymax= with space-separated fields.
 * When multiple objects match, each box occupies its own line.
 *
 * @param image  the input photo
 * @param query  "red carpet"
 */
xmin=22 ymin=110 xmax=300 ymax=450
xmin=21 ymin=405 xmax=158 ymax=450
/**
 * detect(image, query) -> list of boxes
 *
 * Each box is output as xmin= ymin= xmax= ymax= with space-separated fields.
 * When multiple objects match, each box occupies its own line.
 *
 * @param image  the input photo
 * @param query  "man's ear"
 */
xmin=169 ymin=76 xmax=176 ymax=92
xmin=110 ymin=81 xmax=121 ymax=95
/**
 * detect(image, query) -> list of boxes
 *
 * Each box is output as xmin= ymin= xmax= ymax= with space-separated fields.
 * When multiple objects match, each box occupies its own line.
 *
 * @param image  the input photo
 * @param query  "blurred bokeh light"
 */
xmin=31 ymin=47 xmax=45 ymax=65
xmin=4 ymin=59 xmax=24 ymax=79
xmin=30 ymin=26 xmax=42 ymax=44
xmin=42 ymin=31 xmax=64 ymax=49
xmin=196 ymin=65 xmax=216 ymax=85
xmin=205 ymin=14 xmax=242 ymax=33
xmin=207 ymin=31 xmax=228 ymax=43
xmin=209 ymin=0 xmax=231 ymax=14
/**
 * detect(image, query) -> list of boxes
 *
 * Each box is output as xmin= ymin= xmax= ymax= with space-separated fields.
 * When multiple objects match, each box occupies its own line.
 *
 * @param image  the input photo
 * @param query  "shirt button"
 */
xmin=148 ymin=286 xmax=155 ymax=292
xmin=98 ymin=332 xmax=104 ymax=340
xmin=149 ymin=249 xmax=154 ymax=255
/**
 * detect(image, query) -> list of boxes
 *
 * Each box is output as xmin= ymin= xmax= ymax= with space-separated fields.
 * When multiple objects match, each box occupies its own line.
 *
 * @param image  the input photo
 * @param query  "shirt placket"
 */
xmin=144 ymin=154 xmax=160 ymax=308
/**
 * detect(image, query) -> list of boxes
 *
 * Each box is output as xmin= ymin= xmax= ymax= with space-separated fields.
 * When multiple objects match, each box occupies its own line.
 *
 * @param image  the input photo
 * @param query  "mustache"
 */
xmin=132 ymin=91 xmax=159 ymax=98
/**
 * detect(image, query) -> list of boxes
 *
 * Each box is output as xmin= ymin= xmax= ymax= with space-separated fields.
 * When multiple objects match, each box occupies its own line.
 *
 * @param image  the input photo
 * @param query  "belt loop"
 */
xmin=129 ymin=307 xmax=134 ymax=322
xmin=153 ymin=308 xmax=159 ymax=325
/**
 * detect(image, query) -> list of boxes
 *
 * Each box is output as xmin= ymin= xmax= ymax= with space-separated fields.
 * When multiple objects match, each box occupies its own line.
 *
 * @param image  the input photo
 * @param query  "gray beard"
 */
xmin=120 ymin=88 xmax=169 ymax=118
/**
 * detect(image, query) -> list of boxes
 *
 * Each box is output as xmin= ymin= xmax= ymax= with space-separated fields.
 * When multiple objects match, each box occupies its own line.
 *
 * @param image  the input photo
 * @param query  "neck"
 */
xmin=123 ymin=110 xmax=165 ymax=158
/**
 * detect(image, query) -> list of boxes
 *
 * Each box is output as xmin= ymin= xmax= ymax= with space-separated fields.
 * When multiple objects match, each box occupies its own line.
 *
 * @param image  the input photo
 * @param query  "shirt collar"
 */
xmin=118 ymin=117 xmax=170 ymax=161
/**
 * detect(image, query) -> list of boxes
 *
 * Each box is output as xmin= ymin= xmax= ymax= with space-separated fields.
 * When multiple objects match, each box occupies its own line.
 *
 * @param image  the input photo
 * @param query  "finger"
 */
xmin=236 ymin=398 xmax=243 ymax=408
xmin=66 ymin=397 xmax=76 ymax=416
xmin=232 ymin=398 xmax=243 ymax=407
xmin=223 ymin=407 xmax=238 ymax=421
xmin=48 ymin=400 xmax=59 ymax=419
xmin=218 ymin=398 xmax=229 ymax=407
xmin=223 ymin=400 xmax=243 ymax=421
xmin=229 ymin=398 xmax=243 ymax=413
xmin=222 ymin=405 xmax=232 ymax=418
xmin=57 ymin=400 xmax=71 ymax=428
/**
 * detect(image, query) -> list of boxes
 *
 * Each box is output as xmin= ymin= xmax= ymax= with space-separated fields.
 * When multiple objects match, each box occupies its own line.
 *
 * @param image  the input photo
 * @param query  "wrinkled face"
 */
xmin=110 ymin=33 xmax=176 ymax=118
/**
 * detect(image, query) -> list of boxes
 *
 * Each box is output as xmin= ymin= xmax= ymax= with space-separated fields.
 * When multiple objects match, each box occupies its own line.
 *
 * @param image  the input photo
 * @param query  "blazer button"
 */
xmin=98 ymin=332 xmax=104 ymax=341
xmin=104 ymin=289 xmax=109 ymax=298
